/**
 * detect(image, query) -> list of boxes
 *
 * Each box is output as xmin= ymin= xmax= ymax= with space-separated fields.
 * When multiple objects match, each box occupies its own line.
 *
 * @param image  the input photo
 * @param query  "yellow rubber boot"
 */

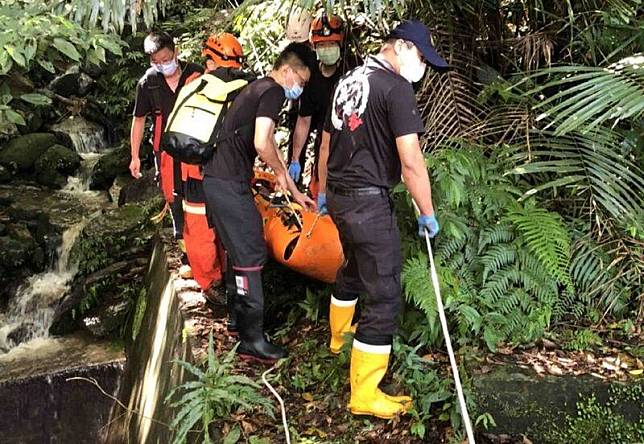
xmin=329 ymin=296 xmax=357 ymax=354
xmin=348 ymin=341 xmax=412 ymax=419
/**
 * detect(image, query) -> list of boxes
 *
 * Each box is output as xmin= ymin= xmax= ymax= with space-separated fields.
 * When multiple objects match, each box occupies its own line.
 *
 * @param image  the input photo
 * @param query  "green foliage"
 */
xmin=525 ymin=55 xmax=644 ymax=136
xmin=391 ymin=340 xmax=468 ymax=439
xmin=92 ymin=34 xmax=146 ymax=120
xmin=43 ymin=0 xmax=169 ymax=34
xmin=545 ymin=391 xmax=644 ymax=444
xmin=166 ymin=335 xmax=274 ymax=444
xmin=231 ymin=1 xmax=289 ymax=75
xmin=0 ymin=2 xmax=125 ymax=135
xmin=282 ymin=335 xmax=349 ymax=393
xmin=400 ymin=144 xmax=571 ymax=351
xmin=561 ymin=329 xmax=603 ymax=352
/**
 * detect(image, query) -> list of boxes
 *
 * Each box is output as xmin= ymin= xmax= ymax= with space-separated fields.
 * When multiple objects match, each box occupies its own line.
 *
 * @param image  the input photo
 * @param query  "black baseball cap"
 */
xmin=388 ymin=20 xmax=448 ymax=69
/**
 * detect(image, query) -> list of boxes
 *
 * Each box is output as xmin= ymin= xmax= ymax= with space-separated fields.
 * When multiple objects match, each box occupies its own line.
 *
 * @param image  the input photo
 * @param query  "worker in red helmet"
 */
xmin=287 ymin=12 xmax=348 ymax=197
xmin=180 ymin=33 xmax=255 ymax=336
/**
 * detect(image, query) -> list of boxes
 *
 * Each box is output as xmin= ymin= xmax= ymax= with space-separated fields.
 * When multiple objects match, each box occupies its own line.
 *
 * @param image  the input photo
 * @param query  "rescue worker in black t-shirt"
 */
xmin=317 ymin=20 xmax=446 ymax=419
xmin=129 ymin=31 xmax=203 ymax=277
xmin=287 ymin=12 xmax=346 ymax=196
xmin=202 ymin=43 xmax=317 ymax=363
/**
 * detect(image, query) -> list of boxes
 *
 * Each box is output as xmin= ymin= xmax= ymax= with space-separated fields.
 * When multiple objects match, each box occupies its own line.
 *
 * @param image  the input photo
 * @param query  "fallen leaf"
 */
xmin=304 ymin=427 xmax=327 ymax=438
xmin=302 ymin=392 xmax=314 ymax=402
xmin=547 ymin=364 xmax=563 ymax=375
xmin=602 ymin=361 xmax=618 ymax=372
xmin=629 ymin=369 xmax=643 ymax=376
xmin=541 ymin=338 xmax=557 ymax=349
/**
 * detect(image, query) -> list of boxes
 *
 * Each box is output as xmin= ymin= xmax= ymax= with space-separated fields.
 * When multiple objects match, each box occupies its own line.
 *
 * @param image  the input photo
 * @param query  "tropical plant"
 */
xmin=166 ymin=335 xmax=274 ymax=444
xmin=0 ymin=2 xmax=125 ymax=135
xmin=398 ymin=144 xmax=573 ymax=351
xmin=391 ymin=339 xmax=464 ymax=439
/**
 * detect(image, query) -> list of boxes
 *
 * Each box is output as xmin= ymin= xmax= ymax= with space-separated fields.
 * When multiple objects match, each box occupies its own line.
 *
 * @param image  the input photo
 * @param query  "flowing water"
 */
xmin=62 ymin=150 xmax=113 ymax=194
xmin=51 ymin=116 xmax=107 ymax=154
xmin=0 ymin=220 xmax=86 ymax=353
xmin=0 ymin=116 xmax=112 ymax=353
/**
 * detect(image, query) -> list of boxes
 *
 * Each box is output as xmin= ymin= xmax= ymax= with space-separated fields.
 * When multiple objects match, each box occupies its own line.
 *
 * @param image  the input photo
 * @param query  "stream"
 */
xmin=0 ymin=116 xmax=112 ymax=354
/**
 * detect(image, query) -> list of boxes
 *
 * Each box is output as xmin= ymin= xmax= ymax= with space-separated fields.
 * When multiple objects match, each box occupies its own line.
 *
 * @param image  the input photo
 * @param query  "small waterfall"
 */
xmin=0 ymin=220 xmax=87 ymax=353
xmin=62 ymin=152 xmax=104 ymax=194
xmin=51 ymin=116 xmax=107 ymax=154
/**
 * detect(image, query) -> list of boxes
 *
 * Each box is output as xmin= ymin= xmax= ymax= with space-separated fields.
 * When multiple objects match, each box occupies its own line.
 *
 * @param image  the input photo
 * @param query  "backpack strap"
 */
xmin=146 ymin=69 xmax=164 ymax=152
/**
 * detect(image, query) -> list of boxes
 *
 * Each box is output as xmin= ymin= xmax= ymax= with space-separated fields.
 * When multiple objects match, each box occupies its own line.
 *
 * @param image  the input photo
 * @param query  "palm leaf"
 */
xmin=524 ymin=54 xmax=644 ymax=135
xmin=508 ymin=129 xmax=644 ymax=225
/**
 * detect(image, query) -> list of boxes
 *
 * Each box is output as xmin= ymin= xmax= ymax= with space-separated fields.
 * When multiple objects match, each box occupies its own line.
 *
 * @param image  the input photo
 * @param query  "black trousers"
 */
xmin=327 ymin=189 xmax=402 ymax=346
xmin=203 ymin=176 xmax=269 ymax=335
xmin=202 ymin=176 xmax=267 ymax=268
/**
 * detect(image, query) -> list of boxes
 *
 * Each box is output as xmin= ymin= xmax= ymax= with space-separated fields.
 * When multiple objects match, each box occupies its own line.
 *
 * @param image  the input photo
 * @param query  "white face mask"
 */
xmin=397 ymin=44 xmax=427 ymax=83
xmin=152 ymin=58 xmax=179 ymax=77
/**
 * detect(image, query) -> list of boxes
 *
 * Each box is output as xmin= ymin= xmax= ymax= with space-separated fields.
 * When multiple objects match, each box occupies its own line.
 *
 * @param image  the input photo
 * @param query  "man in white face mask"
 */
xmin=287 ymin=12 xmax=349 ymax=195
xmin=316 ymin=19 xmax=447 ymax=419
xmin=129 ymin=31 xmax=204 ymax=278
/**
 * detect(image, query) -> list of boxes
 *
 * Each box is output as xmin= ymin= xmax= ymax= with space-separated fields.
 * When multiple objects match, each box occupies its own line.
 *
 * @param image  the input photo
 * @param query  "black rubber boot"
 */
xmin=224 ymin=258 xmax=238 ymax=336
xmin=235 ymin=269 xmax=287 ymax=363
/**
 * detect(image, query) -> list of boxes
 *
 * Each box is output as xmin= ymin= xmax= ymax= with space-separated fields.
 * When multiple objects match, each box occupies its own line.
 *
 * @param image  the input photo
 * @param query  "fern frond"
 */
xmin=480 ymin=243 xmax=518 ymax=283
xmin=478 ymin=224 xmax=515 ymax=253
xmin=506 ymin=205 xmax=573 ymax=290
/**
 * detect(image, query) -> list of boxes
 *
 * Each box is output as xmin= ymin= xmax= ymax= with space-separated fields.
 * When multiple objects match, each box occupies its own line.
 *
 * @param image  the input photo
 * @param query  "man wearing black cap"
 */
xmin=317 ymin=20 xmax=446 ymax=419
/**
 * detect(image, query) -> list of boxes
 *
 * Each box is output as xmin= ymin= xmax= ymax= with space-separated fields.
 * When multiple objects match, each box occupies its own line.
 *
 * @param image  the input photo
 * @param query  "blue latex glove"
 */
xmin=288 ymin=161 xmax=301 ymax=182
xmin=418 ymin=214 xmax=439 ymax=238
xmin=317 ymin=193 xmax=328 ymax=215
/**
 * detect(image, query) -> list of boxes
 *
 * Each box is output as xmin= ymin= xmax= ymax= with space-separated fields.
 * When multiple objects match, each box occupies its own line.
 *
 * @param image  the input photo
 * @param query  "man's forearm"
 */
xmin=291 ymin=115 xmax=312 ymax=161
xmin=130 ymin=117 xmax=145 ymax=159
xmin=256 ymin=140 xmax=287 ymax=177
xmin=402 ymin=162 xmax=434 ymax=216
xmin=318 ymin=130 xmax=330 ymax=193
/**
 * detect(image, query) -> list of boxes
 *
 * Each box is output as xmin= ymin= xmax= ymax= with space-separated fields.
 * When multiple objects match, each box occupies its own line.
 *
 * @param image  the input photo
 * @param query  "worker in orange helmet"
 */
xmin=287 ymin=12 xmax=348 ymax=198
xmin=180 ymin=32 xmax=254 ymax=336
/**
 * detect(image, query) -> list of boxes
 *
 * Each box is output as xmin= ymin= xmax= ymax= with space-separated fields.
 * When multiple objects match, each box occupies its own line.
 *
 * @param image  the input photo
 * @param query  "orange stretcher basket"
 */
xmin=251 ymin=170 xmax=343 ymax=283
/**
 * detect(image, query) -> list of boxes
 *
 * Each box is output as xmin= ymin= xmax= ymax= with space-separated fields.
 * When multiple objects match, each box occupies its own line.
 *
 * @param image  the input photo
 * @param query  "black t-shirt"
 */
xmin=203 ymin=77 xmax=285 ymax=181
xmin=324 ymin=56 xmax=425 ymax=189
xmin=133 ymin=62 xmax=204 ymax=128
xmin=298 ymin=64 xmax=343 ymax=148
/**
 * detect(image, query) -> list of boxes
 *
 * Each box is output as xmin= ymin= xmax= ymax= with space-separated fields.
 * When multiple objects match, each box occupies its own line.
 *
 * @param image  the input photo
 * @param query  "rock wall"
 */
xmin=106 ymin=241 xmax=194 ymax=444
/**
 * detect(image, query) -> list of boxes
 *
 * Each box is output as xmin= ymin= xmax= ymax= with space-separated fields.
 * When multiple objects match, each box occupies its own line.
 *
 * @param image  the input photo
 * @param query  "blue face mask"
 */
xmin=284 ymin=83 xmax=303 ymax=100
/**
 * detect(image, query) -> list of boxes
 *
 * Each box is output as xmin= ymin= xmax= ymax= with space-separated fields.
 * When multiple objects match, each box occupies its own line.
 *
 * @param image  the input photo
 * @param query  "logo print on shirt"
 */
xmin=331 ymin=71 xmax=370 ymax=132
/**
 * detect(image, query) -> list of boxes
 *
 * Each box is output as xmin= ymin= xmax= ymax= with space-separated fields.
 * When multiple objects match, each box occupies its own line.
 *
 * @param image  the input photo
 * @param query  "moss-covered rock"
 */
xmin=0 ymin=165 xmax=12 ymax=184
xmin=90 ymin=146 xmax=130 ymax=190
xmin=0 ymin=133 xmax=58 ymax=173
xmin=50 ymin=200 xmax=159 ymax=337
xmin=472 ymin=363 xmax=644 ymax=442
xmin=34 ymin=144 xmax=82 ymax=189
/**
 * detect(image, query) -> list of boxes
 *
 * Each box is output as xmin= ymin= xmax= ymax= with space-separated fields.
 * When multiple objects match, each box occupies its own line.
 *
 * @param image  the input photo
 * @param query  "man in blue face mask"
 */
xmin=201 ymin=43 xmax=317 ymax=363
xmin=130 ymin=31 xmax=204 ymax=278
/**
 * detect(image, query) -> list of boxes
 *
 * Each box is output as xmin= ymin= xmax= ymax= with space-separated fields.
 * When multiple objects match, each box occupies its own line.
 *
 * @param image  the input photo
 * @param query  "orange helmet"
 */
xmin=202 ymin=33 xmax=243 ymax=68
xmin=310 ymin=12 xmax=344 ymax=45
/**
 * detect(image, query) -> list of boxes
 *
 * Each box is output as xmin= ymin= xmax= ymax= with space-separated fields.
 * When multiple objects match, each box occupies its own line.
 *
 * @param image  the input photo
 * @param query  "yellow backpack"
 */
xmin=161 ymin=73 xmax=249 ymax=164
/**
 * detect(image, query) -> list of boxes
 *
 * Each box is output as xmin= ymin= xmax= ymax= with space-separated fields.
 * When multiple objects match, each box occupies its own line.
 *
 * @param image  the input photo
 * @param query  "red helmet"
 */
xmin=310 ymin=12 xmax=344 ymax=45
xmin=202 ymin=33 xmax=243 ymax=68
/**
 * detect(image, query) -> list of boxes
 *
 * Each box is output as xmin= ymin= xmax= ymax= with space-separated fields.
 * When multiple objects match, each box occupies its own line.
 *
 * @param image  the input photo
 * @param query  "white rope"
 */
xmin=414 ymin=201 xmax=476 ymax=444
xmin=262 ymin=365 xmax=291 ymax=444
